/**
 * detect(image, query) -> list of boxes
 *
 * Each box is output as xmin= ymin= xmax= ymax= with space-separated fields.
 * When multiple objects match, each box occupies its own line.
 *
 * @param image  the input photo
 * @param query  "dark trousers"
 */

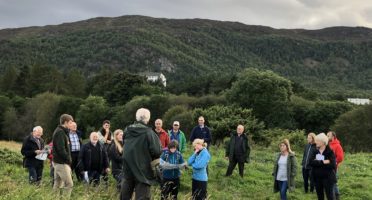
xmin=226 ymin=155 xmax=245 ymax=177
xmin=302 ymin=168 xmax=314 ymax=193
xmin=315 ymin=178 xmax=334 ymax=200
xmin=120 ymin=177 xmax=151 ymax=200
xmin=113 ymin=173 xmax=123 ymax=190
xmin=161 ymin=178 xmax=180 ymax=200
xmin=27 ymin=165 xmax=43 ymax=184
xmin=192 ymin=179 xmax=207 ymax=200
xmin=71 ymin=151 xmax=82 ymax=181
xmin=278 ymin=181 xmax=288 ymax=200
xmin=88 ymin=170 xmax=108 ymax=186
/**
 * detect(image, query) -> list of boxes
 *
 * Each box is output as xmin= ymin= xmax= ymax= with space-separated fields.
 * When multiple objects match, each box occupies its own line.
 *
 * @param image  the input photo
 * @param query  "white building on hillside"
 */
xmin=140 ymin=72 xmax=167 ymax=87
xmin=347 ymin=98 xmax=370 ymax=105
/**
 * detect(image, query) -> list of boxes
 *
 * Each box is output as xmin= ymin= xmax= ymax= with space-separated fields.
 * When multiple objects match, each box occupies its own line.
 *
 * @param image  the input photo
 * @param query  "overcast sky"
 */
xmin=1 ymin=0 xmax=371 ymax=30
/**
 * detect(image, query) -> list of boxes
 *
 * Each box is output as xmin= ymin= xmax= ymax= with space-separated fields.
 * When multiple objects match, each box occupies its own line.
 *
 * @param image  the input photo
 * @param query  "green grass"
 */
xmin=0 ymin=145 xmax=371 ymax=200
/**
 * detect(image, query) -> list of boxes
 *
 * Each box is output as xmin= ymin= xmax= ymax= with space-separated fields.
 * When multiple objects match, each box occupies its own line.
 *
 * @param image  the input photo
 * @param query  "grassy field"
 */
xmin=0 ymin=141 xmax=371 ymax=200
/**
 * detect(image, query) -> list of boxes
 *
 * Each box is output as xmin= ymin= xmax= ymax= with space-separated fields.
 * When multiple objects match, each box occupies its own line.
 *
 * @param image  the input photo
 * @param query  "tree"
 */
xmin=332 ymin=104 xmax=372 ymax=152
xmin=76 ymin=96 xmax=110 ymax=133
xmin=0 ymin=95 xmax=11 ymax=139
xmin=227 ymin=68 xmax=293 ymax=128
xmin=193 ymin=105 xmax=264 ymax=145
xmin=13 ymin=65 xmax=30 ymax=96
xmin=65 ymin=68 xmax=87 ymax=98
xmin=0 ymin=66 xmax=18 ymax=94
xmin=1 ymin=107 xmax=21 ymax=141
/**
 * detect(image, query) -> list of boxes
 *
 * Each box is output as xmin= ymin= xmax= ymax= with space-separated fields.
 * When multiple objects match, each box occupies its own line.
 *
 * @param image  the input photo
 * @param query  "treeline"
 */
xmin=1 ymin=16 xmax=372 ymax=96
xmin=1 ymin=66 xmax=369 ymax=152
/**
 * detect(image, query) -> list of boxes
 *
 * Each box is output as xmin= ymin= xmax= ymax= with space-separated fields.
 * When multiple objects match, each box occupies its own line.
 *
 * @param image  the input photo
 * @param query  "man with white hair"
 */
xmin=154 ymin=119 xmax=170 ymax=149
xmin=78 ymin=132 xmax=109 ymax=186
xmin=21 ymin=126 xmax=45 ymax=185
xmin=225 ymin=125 xmax=251 ymax=177
xmin=121 ymin=108 xmax=162 ymax=200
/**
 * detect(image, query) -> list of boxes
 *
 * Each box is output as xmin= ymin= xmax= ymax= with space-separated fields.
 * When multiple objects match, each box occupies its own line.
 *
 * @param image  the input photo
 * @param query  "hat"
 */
xmin=173 ymin=121 xmax=180 ymax=126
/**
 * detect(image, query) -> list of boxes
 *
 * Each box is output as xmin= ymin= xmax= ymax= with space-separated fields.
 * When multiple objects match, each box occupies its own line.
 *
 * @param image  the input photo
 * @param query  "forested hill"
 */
xmin=1 ymin=15 xmax=372 ymax=95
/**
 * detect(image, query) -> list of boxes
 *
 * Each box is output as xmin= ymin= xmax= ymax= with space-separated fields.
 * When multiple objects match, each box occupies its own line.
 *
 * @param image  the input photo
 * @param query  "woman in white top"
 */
xmin=273 ymin=139 xmax=297 ymax=200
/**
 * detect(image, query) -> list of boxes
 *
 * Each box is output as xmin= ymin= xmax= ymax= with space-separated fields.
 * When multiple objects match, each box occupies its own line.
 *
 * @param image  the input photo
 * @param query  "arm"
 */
xmin=102 ymin=146 xmax=109 ymax=170
xmin=110 ymin=144 xmax=122 ymax=163
xmin=189 ymin=127 xmax=196 ymax=143
xmin=148 ymin=131 xmax=162 ymax=158
xmin=78 ymin=145 xmax=85 ymax=172
xmin=204 ymin=128 xmax=212 ymax=144
xmin=291 ymin=156 xmax=297 ymax=177
xmin=188 ymin=153 xmax=196 ymax=165
xmin=180 ymin=132 xmax=187 ymax=153
xmin=225 ymin=137 xmax=231 ymax=157
xmin=335 ymin=145 xmax=344 ymax=164
xmin=245 ymin=137 xmax=251 ymax=162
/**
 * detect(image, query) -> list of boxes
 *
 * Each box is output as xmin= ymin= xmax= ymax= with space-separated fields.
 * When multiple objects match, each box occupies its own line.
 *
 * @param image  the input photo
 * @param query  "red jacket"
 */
xmin=329 ymin=138 xmax=344 ymax=169
xmin=155 ymin=128 xmax=170 ymax=149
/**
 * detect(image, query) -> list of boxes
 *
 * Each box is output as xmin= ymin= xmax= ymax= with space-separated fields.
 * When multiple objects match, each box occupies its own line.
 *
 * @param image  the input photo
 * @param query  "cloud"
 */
xmin=0 ymin=0 xmax=371 ymax=30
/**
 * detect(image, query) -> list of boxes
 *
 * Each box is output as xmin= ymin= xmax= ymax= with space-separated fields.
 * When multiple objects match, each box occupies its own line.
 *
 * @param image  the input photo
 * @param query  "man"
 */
xmin=78 ymin=132 xmax=110 ymax=186
xmin=190 ymin=116 xmax=212 ymax=148
xmin=98 ymin=120 xmax=113 ymax=147
xmin=154 ymin=119 xmax=170 ymax=150
xmin=225 ymin=125 xmax=250 ymax=177
xmin=21 ymin=126 xmax=45 ymax=185
xmin=168 ymin=121 xmax=187 ymax=153
xmin=121 ymin=108 xmax=162 ymax=200
xmin=68 ymin=122 xmax=83 ymax=181
xmin=327 ymin=131 xmax=344 ymax=200
xmin=53 ymin=114 xmax=74 ymax=199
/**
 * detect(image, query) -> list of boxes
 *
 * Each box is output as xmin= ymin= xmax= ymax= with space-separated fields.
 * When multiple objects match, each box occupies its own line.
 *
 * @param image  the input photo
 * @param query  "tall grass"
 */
xmin=0 ymin=142 xmax=371 ymax=199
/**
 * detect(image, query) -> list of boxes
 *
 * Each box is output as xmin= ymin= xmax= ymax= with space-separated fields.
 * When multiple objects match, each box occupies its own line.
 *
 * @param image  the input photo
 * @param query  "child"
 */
xmin=160 ymin=140 xmax=186 ymax=200
xmin=188 ymin=139 xmax=211 ymax=200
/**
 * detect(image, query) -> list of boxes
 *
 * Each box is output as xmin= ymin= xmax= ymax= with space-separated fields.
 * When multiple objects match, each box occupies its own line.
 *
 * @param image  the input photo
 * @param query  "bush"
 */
xmin=265 ymin=129 xmax=306 ymax=153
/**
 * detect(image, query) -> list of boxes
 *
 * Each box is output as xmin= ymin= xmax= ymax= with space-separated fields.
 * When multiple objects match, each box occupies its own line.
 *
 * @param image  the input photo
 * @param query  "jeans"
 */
xmin=28 ymin=165 xmax=43 ymax=184
xmin=302 ymin=168 xmax=315 ymax=192
xmin=120 ymin=176 xmax=151 ymax=200
xmin=278 ymin=181 xmax=288 ymax=200
xmin=192 ymin=179 xmax=207 ymax=200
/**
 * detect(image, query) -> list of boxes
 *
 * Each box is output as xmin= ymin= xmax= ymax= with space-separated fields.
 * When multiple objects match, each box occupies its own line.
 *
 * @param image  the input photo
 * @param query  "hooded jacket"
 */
xmin=122 ymin=122 xmax=162 ymax=185
xmin=273 ymin=152 xmax=297 ymax=192
xmin=329 ymin=138 xmax=344 ymax=169
xmin=168 ymin=130 xmax=187 ymax=153
xmin=188 ymin=148 xmax=211 ymax=182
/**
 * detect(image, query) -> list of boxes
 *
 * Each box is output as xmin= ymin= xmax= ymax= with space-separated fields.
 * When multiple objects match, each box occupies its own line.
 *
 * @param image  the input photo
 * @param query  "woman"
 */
xmin=273 ymin=139 xmax=297 ymax=200
xmin=188 ymin=139 xmax=211 ymax=200
xmin=109 ymin=129 xmax=124 ymax=190
xmin=302 ymin=132 xmax=317 ymax=193
xmin=310 ymin=133 xmax=337 ymax=200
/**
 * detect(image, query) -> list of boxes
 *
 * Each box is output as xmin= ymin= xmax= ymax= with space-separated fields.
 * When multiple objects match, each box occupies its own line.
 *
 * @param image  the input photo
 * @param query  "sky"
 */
xmin=0 ymin=0 xmax=372 ymax=30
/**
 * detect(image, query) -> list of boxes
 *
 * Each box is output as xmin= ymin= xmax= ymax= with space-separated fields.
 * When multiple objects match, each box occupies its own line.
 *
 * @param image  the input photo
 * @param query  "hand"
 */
xmin=35 ymin=150 xmax=42 ymax=155
xmin=105 ymin=168 xmax=110 ymax=173
xmin=194 ymin=149 xmax=200 ymax=154
xmin=106 ymin=140 xmax=111 ymax=144
xmin=225 ymin=157 xmax=229 ymax=160
xmin=323 ymin=160 xmax=330 ymax=164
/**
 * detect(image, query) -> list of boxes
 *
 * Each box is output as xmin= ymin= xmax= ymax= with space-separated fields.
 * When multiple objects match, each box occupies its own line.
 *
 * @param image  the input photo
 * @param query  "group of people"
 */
xmin=272 ymin=131 xmax=344 ymax=200
xmin=20 ymin=108 xmax=344 ymax=200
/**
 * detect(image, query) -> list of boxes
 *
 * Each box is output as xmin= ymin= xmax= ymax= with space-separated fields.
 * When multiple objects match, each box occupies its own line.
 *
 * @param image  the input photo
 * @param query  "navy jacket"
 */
xmin=190 ymin=126 xmax=212 ymax=147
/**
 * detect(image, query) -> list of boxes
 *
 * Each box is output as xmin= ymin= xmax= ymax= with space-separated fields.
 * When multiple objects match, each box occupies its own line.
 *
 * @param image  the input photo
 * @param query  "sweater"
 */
xmin=188 ymin=148 xmax=211 ymax=181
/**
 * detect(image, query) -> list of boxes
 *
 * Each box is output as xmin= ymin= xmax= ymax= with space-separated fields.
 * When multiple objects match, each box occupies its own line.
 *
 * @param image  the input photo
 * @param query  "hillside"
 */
xmin=0 ymin=142 xmax=371 ymax=199
xmin=1 ymin=15 xmax=372 ymax=94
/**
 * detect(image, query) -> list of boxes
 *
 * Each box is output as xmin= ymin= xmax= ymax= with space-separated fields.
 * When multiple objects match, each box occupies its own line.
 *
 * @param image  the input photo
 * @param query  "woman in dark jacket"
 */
xmin=301 ymin=132 xmax=317 ymax=193
xmin=21 ymin=126 xmax=45 ymax=185
xmin=310 ymin=133 xmax=337 ymax=200
xmin=109 ymin=129 xmax=124 ymax=190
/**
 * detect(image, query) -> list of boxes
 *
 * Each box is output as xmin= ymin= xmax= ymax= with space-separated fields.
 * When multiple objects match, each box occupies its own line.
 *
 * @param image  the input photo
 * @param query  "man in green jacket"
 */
xmin=225 ymin=125 xmax=250 ymax=177
xmin=52 ymin=114 xmax=74 ymax=199
xmin=120 ymin=108 xmax=162 ymax=200
xmin=168 ymin=121 xmax=187 ymax=153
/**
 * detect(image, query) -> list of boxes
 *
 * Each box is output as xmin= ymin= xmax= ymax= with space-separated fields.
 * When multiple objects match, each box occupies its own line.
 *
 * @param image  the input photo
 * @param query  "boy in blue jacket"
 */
xmin=160 ymin=141 xmax=186 ymax=200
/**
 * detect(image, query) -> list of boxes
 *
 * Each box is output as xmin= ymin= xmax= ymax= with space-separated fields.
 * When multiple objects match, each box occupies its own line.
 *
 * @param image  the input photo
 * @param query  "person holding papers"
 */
xmin=310 ymin=133 xmax=337 ymax=200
